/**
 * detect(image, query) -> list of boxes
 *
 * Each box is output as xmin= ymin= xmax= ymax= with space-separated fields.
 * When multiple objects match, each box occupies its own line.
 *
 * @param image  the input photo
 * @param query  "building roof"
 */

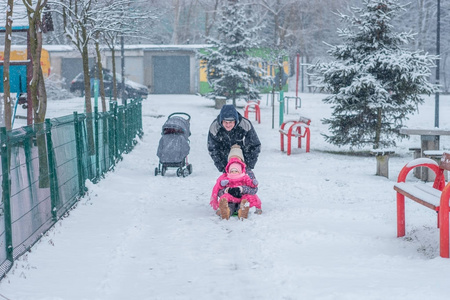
xmin=2 ymin=44 xmax=212 ymax=53
xmin=116 ymin=44 xmax=211 ymax=52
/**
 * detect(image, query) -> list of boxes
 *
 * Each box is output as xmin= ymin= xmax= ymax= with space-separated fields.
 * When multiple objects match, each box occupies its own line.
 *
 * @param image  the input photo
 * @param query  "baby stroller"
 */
xmin=155 ymin=112 xmax=193 ymax=177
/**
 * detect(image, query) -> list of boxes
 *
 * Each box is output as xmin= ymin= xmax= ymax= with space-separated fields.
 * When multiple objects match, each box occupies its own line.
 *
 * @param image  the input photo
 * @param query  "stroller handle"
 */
xmin=168 ymin=112 xmax=191 ymax=121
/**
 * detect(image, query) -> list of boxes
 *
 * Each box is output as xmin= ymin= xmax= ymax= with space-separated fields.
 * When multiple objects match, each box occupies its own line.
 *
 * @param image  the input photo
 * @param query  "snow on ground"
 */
xmin=2 ymin=92 xmax=450 ymax=300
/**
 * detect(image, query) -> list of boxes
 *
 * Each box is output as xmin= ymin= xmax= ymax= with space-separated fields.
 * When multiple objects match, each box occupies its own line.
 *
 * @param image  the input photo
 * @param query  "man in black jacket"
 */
xmin=207 ymin=104 xmax=261 ymax=173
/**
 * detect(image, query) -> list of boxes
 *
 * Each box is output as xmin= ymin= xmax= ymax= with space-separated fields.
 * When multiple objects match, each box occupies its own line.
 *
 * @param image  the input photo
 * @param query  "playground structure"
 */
xmin=0 ymin=3 xmax=53 ymax=127
xmin=0 ymin=25 xmax=33 ymax=126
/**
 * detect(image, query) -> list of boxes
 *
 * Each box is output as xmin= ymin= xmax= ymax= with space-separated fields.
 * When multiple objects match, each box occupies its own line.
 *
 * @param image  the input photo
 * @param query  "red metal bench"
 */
xmin=244 ymin=100 xmax=261 ymax=124
xmin=394 ymin=152 xmax=450 ymax=258
xmin=279 ymin=116 xmax=311 ymax=155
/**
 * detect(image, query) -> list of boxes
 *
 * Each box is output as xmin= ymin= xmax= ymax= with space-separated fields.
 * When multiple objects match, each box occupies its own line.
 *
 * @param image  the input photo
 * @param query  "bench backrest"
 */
xmin=440 ymin=152 xmax=450 ymax=171
xmin=247 ymin=100 xmax=260 ymax=105
xmin=298 ymin=116 xmax=311 ymax=125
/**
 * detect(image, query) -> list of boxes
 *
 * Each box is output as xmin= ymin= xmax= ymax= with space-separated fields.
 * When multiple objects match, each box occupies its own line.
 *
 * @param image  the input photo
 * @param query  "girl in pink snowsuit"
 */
xmin=210 ymin=157 xmax=262 ymax=219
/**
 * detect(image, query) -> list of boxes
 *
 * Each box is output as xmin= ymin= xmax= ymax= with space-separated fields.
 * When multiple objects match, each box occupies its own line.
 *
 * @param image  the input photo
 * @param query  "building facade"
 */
xmin=46 ymin=44 xmax=207 ymax=94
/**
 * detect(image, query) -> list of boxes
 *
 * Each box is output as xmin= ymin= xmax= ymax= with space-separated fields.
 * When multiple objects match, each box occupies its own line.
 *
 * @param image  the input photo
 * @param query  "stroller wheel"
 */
xmin=176 ymin=167 xmax=183 ymax=177
xmin=182 ymin=168 xmax=189 ymax=177
xmin=161 ymin=166 xmax=167 ymax=176
xmin=187 ymin=164 xmax=193 ymax=174
xmin=154 ymin=167 xmax=159 ymax=176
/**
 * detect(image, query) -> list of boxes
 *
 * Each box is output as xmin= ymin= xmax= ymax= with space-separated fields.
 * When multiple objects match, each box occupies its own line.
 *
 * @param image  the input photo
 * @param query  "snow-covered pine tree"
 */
xmin=197 ymin=0 xmax=265 ymax=106
xmin=311 ymin=0 xmax=437 ymax=149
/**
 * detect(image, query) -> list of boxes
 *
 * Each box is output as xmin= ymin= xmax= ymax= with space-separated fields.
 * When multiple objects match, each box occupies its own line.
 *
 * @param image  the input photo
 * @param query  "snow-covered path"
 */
xmin=1 ymin=94 xmax=450 ymax=300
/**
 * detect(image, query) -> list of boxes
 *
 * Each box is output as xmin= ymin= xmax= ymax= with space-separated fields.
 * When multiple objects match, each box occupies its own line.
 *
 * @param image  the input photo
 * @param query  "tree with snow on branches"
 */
xmin=311 ymin=0 xmax=437 ymax=149
xmin=197 ymin=0 xmax=267 ymax=106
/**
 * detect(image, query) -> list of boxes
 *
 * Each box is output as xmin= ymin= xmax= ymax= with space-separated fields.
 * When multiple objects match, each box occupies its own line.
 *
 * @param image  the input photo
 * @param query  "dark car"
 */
xmin=70 ymin=68 xmax=148 ymax=99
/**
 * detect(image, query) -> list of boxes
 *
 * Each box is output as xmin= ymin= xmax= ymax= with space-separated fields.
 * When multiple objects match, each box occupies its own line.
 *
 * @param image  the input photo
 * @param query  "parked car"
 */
xmin=70 ymin=68 xmax=148 ymax=99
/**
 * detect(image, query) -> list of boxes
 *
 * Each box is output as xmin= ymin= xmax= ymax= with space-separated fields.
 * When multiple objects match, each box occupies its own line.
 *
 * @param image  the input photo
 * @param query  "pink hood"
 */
xmin=225 ymin=157 xmax=246 ymax=174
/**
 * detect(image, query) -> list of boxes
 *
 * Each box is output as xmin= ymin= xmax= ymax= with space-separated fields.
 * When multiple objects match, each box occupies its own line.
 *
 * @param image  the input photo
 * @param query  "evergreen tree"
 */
xmin=311 ymin=0 xmax=437 ymax=149
xmin=197 ymin=1 xmax=265 ymax=106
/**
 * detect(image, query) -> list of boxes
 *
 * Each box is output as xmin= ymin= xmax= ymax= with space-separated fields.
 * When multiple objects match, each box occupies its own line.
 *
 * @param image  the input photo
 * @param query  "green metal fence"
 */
xmin=0 ymin=99 xmax=143 ymax=279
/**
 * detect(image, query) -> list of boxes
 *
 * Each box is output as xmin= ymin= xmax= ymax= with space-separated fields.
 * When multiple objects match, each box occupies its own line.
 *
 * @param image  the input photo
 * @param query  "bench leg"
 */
xmin=375 ymin=155 xmax=390 ymax=178
xmin=305 ymin=128 xmax=310 ymax=153
xmin=280 ymin=133 xmax=285 ymax=152
xmin=439 ymin=189 xmax=450 ymax=258
xmin=440 ymin=212 xmax=449 ymax=258
xmin=287 ymin=134 xmax=292 ymax=156
xmin=297 ymin=127 xmax=302 ymax=149
xmin=256 ymin=106 xmax=261 ymax=124
xmin=397 ymin=193 xmax=405 ymax=237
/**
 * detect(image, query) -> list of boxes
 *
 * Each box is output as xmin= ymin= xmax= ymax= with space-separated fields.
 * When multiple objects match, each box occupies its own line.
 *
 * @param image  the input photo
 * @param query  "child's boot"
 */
xmin=219 ymin=198 xmax=230 ymax=220
xmin=238 ymin=199 xmax=250 ymax=220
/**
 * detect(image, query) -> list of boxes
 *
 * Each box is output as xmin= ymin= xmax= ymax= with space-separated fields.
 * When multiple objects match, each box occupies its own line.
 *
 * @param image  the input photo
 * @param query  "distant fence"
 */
xmin=0 ymin=99 xmax=143 ymax=278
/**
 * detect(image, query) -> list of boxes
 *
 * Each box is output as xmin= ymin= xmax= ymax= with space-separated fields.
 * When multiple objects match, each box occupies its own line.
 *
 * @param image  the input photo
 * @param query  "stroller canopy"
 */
xmin=157 ymin=112 xmax=191 ymax=164
xmin=161 ymin=116 xmax=191 ymax=140
xmin=157 ymin=134 xmax=190 ymax=163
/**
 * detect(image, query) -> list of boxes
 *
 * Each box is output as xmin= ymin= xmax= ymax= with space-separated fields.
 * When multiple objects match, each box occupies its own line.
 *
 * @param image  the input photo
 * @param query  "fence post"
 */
xmin=1 ymin=127 xmax=13 ymax=262
xmin=109 ymin=102 xmax=116 ymax=168
xmin=73 ymin=112 xmax=85 ymax=197
xmin=132 ymin=101 xmax=137 ymax=140
xmin=113 ymin=103 xmax=121 ymax=161
xmin=23 ymin=129 xmax=35 ymax=210
xmin=279 ymin=90 xmax=284 ymax=127
xmin=129 ymin=100 xmax=135 ymax=148
xmin=135 ymin=100 xmax=141 ymax=139
xmin=119 ymin=105 xmax=125 ymax=156
xmin=132 ymin=100 xmax=137 ymax=144
xmin=101 ymin=113 xmax=108 ymax=175
xmin=138 ymin=100 xmax=143 ymax=138
xmin=136 ymin=100 xmax=144 ymax=138
xmin=45 ymin=119 xmax=59 ymax=222
xmin=94 ymin=106 xmax=100 ymax=182
xmin=124 ymin=99 xmax=131 ymax=153
xmin=127 ymin=99 xmax=132 ymax=152
xmin=128 ymin=100 xmax=133 ymax=147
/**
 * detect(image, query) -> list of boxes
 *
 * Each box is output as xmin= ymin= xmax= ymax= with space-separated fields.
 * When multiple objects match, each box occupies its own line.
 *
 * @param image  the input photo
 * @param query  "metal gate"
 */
xmin=153 ymin=56 xmax=190 ymax=94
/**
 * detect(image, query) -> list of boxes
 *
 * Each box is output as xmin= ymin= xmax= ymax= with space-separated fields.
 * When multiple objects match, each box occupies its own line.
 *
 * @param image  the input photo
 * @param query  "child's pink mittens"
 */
xmin=210 ymin=197 xmax=219 ymax=210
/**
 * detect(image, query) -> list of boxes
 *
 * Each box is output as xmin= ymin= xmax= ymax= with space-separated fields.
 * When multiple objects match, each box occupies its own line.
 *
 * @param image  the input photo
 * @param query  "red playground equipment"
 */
xmin=394 ymin=152 xmax=450 ymax=258
xmin=279 ymin=116 xmax=311 ymax=155
xmin=244 ymin=100 xmax=261 ymax=124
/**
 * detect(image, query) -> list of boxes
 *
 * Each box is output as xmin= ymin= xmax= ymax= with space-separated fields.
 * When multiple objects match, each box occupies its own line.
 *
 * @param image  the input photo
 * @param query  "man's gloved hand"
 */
xmin=228 ymin=187 xmax=242 ymax=198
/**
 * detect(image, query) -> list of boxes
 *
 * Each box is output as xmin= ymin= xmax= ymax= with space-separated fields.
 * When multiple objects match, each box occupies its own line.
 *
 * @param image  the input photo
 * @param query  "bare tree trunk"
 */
xmin=81 ymin=29 xmax=95 ymax=156
xmin=305 ymin=54 xmax=313 ymax=93
xmin=183 ymin=0 xmax=198 ymax=43
xmin=172 ymin=0 xmax=181 ymax=44
xmin=273 ymin=1 xmax=279 ymax=47
xmin=25 ymin=0 xmax=48 ymax=124
xmin=24 ymin=0 xmax=50 ymax=188
xmin=204 ymin=0 xmax=220 ymax=38
xmin=417 ymin=0 xmax=424 ymax=50
xmin=111 ymin=48 xmax=118 ymax=101
xmin=36 ymin=68 xmax=47 ymax=123
xmin=374 ymin=107 xmax=382 ymax=149
xmin=2 ymin=0 xmax=14 ymax=130
xmin=442 ymin=53 xmax=448 ymax=93
xmin=95 ymin=37 xmax=107 ymax=112
xmin=28 ymin=24 xmax=41 ymax=123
